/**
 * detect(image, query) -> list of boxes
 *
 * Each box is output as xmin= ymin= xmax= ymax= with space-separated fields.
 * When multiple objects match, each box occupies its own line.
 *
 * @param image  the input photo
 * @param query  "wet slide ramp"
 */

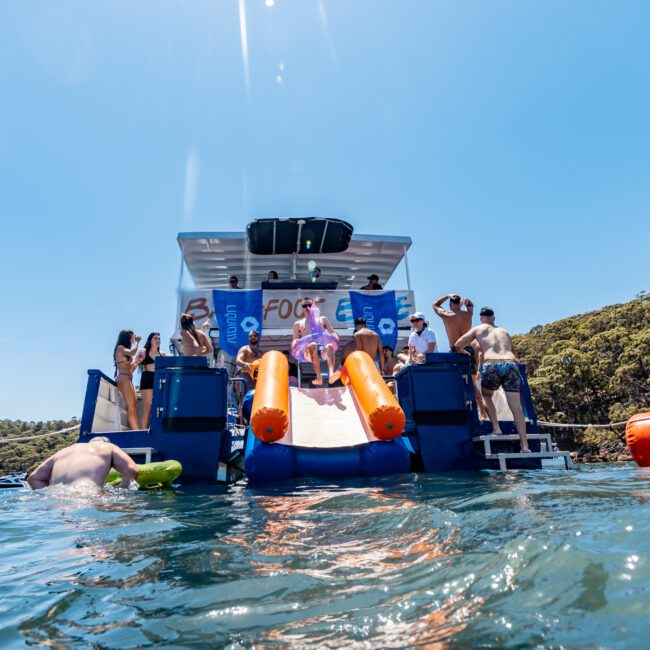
xmin=279 ymin=387 xmax=375 ymax=448
xmin=244 ymin=352 xmax=410 ymax=483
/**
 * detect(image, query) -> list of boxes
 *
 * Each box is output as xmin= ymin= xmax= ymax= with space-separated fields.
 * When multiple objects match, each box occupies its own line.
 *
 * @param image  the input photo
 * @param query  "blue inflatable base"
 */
xmin=244 ymin=430 xmax=412 ymax=484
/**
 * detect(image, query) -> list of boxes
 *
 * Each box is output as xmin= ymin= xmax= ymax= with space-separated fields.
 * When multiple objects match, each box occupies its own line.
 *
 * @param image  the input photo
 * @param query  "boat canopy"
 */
xmin=178 ymin=221 xmax=412 ymax=290
xmin=246 ymin=217 xmax=353 ymax=255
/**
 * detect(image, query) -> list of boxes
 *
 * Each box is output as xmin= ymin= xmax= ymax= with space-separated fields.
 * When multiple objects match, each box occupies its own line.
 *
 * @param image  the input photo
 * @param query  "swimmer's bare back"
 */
xmin=27 ymin=441 xmax=138 ymax=490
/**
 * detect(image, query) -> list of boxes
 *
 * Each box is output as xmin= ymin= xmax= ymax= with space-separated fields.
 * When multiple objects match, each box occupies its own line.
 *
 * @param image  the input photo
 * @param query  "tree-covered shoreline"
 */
xmin=513 ymin=292 xmax=649 ymax=461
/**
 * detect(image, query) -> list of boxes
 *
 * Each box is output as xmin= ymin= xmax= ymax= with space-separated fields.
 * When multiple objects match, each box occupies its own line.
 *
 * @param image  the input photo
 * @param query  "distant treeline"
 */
xmin=514 ymin=292 xmax=649 ymax=425
xmin=0 ymin=419 xmax=79 ymax=474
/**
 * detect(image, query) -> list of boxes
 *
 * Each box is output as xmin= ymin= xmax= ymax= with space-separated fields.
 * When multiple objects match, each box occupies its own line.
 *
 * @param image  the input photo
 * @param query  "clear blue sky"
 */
xmin=1 ymin=1 xmax=648 ymax=421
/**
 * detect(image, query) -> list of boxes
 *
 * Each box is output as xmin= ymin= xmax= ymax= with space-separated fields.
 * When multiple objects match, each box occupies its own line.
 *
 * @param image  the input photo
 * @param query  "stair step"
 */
xmin=123 ymin=447 xmax=157 ymax=464
xmin=486 ymin=451 xmax=573 ymax=471
xmin=473 ymin=434 xmax=551 ymax=442
xmin=486 ymin=451 xmax=570 ymax=460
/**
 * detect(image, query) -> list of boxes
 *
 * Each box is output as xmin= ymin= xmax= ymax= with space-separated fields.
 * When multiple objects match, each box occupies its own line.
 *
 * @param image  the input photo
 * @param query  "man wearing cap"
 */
xmin=229 ymin=275 xmax=240 ymax=289
xmin=407 ymin=312 xmax=437 ymax=363
xmin=360 ymin=274 xmax=383 ymax=290
xmin=453 ymin=308 xmax=530 ymax=453
xmin=433 ymin=293 xmax=487 ymax=419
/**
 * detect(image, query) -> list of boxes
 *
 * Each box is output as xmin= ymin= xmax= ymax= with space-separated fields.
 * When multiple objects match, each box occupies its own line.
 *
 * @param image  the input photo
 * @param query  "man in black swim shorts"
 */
xmin=452 ymin=307 xmax=530 ymax=453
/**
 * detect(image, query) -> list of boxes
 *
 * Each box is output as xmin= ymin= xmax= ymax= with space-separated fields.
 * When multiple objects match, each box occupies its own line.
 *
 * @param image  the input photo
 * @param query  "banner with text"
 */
xmin=349 ymin=290 xmax=399 ymax=351
xmin=177 ymin=289 xmax=415 ymax=332
xmin=212 ymin=289 xmax=263 ymax=356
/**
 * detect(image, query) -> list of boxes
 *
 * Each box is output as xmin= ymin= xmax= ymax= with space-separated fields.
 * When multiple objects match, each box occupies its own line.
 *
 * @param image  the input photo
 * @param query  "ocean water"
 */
xmin=1 ymin=464 xmax=649 ymax=649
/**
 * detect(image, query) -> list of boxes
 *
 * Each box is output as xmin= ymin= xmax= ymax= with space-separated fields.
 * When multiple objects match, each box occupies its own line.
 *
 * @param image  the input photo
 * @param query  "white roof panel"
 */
xmin=177 ymin=231 xmax=412 ymax=290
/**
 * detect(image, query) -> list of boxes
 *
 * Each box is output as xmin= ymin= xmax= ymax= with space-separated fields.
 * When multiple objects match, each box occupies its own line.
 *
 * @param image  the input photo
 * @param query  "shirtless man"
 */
xmin=433 ymin=294 xmax=487 ymax=419
xmin=352 ymin=317 xmax=384 ymax=374
xmin=453 ymin=307 xmax=530 ymax=453
xmin=26 ymin=437 xmax=139 ymax=490
xmin=382 ymin=345 xmax=397 ymax=375
xmin=292 ymin=297 xmax=340 ymax=385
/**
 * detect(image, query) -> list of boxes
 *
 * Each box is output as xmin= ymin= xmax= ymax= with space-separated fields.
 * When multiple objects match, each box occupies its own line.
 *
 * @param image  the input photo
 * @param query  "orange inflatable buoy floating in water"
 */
xmin=625 ymin=413 xmax=650 ymax=467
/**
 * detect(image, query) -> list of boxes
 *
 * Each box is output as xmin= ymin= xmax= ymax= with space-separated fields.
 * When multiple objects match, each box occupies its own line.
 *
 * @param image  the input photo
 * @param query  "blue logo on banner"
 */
xmin=349 ymin=290 xmax=398 ymax=351
xmin=213 ymin=289 xmax=263 ymax=356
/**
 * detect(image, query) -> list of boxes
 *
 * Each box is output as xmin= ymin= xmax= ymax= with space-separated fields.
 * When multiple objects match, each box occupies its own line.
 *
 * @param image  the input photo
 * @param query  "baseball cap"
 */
xmin=367 ymin=273 xmax=379 ymax=280
xmin=480 ymin=306 xmax=494 ymax=317
xmin=410 ymin=311 xmax=426 ymax=321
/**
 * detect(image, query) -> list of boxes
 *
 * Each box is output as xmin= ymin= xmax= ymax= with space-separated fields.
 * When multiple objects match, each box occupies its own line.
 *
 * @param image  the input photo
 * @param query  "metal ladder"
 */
xmin=473 ymin=433 xmax=573 ymax=470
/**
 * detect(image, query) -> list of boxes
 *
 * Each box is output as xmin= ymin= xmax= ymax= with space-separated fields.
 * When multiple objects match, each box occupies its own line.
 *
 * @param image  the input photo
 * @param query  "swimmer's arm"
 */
xmin=463 ymin=298 xmax=474 ymax=316
xmin=26 ymin=456 xmax=55 ymax=490
xmin=432 ymin=295 xmax=452 ymax=317
xmin=378 ymin=342 xmax=385 ymax=374
xmin=111 ymin=446 xmax=139 ymax=488
xmin=453 ymin=327 xmax=478 ymax=352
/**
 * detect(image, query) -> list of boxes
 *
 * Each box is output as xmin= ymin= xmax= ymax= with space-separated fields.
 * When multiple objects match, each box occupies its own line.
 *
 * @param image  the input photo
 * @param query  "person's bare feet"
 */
xmin=492 ymin=428 xmax=502 ymax=436
xmin=328 ymin=370 xmax=341 ymax=384
xmin=312 ymin=376 xmax=323 ymax=386
xmin=520 ymin=446 xmax=531 ymax=453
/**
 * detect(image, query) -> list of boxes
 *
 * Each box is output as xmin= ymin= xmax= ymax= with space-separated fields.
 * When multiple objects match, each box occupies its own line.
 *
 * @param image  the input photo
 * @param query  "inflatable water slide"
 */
xmin=244 ymin=351 xmax=411 ymax=483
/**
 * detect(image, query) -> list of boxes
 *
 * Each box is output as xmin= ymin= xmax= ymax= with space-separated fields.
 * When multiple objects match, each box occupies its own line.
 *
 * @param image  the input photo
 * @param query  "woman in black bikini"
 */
xmin=113 ymin=329 xmax=141 ymax=430
xmin=133 ymin=332 xmax=164 ymax=429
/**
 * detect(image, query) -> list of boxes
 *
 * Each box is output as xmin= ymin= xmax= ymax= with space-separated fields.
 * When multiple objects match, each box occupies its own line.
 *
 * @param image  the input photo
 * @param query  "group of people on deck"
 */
xmin=110 ymin=279 xmax=530 ymax=454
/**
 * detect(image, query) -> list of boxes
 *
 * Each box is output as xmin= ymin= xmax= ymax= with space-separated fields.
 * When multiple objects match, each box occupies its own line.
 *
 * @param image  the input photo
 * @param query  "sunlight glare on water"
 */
xmin=2 ymin=463 xmax=650 ymax=648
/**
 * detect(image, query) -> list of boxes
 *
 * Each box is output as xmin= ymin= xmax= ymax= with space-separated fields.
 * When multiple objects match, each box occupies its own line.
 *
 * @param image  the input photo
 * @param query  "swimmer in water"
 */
xmin=26 ymin=437 xmax=139 ymax=490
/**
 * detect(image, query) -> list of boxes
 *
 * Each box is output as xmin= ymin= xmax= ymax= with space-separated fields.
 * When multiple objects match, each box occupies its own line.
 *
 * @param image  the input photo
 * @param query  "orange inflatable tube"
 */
xmin=342 ymin=351 xmax=405 ymax=440
xmin=626 ymin=413 xmax=650 ymax=467
xmin=250 ymin=351 xmax=290 ymax=442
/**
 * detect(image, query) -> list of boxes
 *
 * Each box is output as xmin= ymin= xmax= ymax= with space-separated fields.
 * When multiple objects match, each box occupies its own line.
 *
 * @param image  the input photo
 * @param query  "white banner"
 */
xmin=177 ymin=289 xmax=416 ymax=331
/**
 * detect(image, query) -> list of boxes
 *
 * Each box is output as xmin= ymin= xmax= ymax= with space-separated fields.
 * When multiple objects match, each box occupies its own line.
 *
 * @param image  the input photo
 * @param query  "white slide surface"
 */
xmin=277 ymin=387 xmax=375 ymax=448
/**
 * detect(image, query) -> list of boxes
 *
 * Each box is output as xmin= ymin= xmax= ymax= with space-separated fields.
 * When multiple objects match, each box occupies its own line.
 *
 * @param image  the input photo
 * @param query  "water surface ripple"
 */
xmin=2 ymin=463 xmax=649 ymax=648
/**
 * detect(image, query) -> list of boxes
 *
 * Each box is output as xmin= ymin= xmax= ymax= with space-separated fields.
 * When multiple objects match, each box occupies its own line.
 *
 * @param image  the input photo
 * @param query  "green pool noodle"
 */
xmin=106 ymin=460 xmax=182 ymax=489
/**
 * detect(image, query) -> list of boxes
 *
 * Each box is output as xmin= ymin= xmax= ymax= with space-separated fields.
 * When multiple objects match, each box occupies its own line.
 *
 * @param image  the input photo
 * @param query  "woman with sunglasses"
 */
xmin=407 ymin=311 xmax=437 ymax=364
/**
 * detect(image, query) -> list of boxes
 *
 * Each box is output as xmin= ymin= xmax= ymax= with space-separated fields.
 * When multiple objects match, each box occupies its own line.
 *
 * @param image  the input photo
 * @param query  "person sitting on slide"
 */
xmin=292 ymin=297 xmax=340 ymax=385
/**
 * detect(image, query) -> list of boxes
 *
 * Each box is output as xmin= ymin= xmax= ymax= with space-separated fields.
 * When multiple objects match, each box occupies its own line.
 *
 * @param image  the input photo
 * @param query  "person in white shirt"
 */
xmin=407 ymin=311 xmax=436 ymax=364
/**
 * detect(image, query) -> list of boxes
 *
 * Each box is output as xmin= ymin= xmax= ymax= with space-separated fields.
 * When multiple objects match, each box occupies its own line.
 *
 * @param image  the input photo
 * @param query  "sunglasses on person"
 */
xmin=410 ymin=317 xmax=423 ymax=323
xmin=302 ymin=302 xmax=313 ymax=309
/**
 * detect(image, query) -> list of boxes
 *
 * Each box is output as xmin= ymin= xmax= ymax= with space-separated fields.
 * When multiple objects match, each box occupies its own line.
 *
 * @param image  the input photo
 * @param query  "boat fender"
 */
xmin=342 ymin=351 xmax=405 ymax=440
xmin=106 ymin=460 xmax=183 ymax=489
xmin=291 ymin=306 xmax=339 ymax=363
xmin=251 ymin=351 xmax=290 ymax=442
xmin=626 ymin=413 xmax=650 ymax=467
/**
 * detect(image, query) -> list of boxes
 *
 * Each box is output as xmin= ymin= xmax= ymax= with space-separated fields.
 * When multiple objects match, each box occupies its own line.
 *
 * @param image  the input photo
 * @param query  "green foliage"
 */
xmin=0 ymin=419 xmax=79 ymax=474
xmin=514 ymin=294 xmax=650 ymax=426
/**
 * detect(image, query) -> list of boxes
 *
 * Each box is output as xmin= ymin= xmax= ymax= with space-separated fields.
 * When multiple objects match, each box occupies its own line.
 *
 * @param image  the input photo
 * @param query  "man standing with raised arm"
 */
xmin=453 ymin=307 xmax=530 ymax=453
xmin=433 ymin=294 xmax=487 ymax=419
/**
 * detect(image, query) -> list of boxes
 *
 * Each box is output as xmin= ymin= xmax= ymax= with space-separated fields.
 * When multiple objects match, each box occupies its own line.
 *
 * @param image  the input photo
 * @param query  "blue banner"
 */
xmin=348 ymin=290 xmax=398 ymax=351
xmin=213 ymin=289 xmax=263 ymax=356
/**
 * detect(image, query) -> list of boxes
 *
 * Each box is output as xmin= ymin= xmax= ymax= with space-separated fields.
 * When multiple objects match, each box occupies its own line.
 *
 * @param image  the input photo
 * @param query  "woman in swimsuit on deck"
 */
xmin=113 ymin=329 xmax=141 ymax=430
xmin=133 ymin=332 xmax=164 ymax=429
xmin=180 ymin=313 xmax=214 ymax=359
